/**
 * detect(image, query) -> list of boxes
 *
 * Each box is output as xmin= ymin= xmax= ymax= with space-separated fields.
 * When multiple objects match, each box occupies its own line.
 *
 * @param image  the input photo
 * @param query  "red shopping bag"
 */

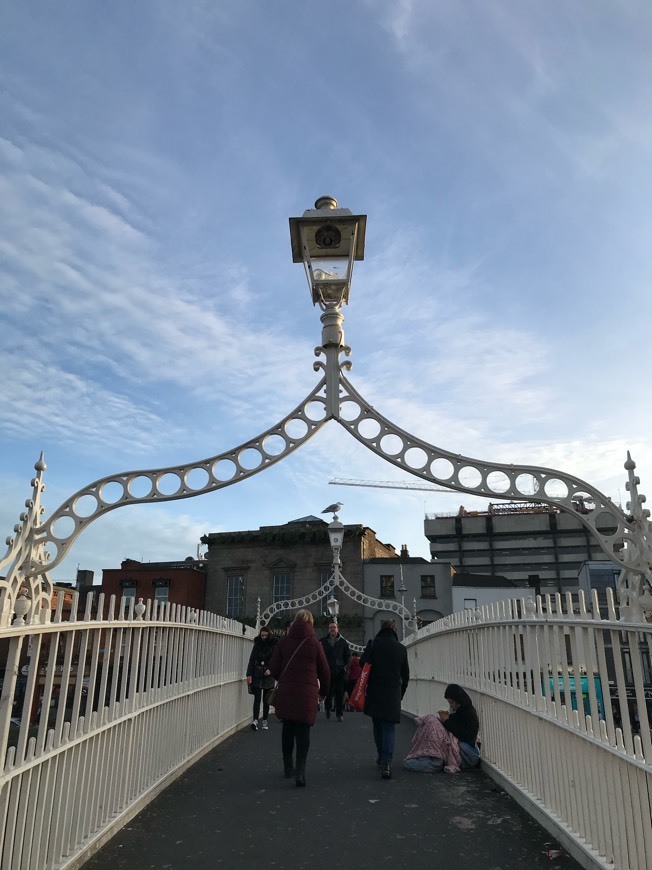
xmin=348 ymin=663 xmax=371 ymax=712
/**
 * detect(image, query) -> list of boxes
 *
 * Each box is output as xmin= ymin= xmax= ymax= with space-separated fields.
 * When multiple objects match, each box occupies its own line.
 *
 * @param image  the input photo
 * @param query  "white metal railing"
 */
xmin=402 ymin=589 xmax=652 ymax=870
xmin=0 ymin=592 xmax=255 ymax=869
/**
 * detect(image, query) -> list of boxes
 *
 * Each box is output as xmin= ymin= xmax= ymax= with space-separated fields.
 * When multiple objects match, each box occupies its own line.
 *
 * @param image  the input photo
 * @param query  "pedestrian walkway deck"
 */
xmin=83 ymin=711 xmax=578 ymax=870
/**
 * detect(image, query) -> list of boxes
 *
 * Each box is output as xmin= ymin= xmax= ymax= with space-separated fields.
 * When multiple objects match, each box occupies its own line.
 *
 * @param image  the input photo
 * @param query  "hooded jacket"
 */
xmin=246 ymin=633 xmax=278 ymax=689
xmin=361 ymin=626 xmax=409 ymax=723
xmin=442 ymin=684 xmax=479 ymax=746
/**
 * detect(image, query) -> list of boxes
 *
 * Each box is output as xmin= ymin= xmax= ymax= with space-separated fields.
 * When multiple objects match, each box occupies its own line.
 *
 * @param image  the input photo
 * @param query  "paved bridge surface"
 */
xmin=84 ymin=711 xmax=578 ymax=870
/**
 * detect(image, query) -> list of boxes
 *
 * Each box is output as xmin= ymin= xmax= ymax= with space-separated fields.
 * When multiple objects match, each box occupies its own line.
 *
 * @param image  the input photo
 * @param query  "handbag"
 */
xmin=348 ymin=662 xmax=371 ymax=712
xmin=268 ymin=637 xmax=308 ymax=708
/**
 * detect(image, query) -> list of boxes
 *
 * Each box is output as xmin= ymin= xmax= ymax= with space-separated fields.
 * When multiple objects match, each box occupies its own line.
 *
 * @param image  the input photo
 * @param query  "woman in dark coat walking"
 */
xmin=269 ymin=609 xmax=330 ymax=787
xmin=246 ymin=625 xmax=278 ymax=731
xmin=361 ymin=619 xmax=410 ymax=780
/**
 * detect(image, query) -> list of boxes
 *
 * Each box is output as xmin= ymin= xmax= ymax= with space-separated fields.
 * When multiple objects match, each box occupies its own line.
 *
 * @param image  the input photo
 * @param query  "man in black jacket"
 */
xmin=320 ymin=621 xmax=351 ymax=721
xmin=361 ymin=619 xmax=410 ymax=779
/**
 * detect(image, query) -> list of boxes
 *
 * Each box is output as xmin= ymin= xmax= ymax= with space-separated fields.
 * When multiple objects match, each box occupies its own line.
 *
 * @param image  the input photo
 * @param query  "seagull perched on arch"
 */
xmin=322 ymin=502 xmax=343 ymax=519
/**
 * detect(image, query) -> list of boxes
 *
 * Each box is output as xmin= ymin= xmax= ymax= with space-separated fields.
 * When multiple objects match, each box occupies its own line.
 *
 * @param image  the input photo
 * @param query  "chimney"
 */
xmin=400 ymin=544 xmax=409 ymax=561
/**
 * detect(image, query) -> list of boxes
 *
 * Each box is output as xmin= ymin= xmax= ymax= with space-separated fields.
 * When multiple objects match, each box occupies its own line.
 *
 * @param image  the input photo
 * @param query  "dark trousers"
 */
xmin=372 ymin=717 xmax=396 ymax=764
xmin=326 ymin=670 xmax=347 ymax=716
xmin=281 ymin=721 xmax=311 ymax=769
xmin=252 ymin=687 xmax=270 ymax=721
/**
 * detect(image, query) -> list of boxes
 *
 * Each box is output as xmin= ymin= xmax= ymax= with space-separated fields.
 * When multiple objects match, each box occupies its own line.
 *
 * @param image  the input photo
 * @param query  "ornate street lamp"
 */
xmin=327 ymin=595 xmax=340 ymax=624
xmin=5 ymin=195 xmax=650 ymax=629
xmin=289 ymin=196 xmax=366 ymax=308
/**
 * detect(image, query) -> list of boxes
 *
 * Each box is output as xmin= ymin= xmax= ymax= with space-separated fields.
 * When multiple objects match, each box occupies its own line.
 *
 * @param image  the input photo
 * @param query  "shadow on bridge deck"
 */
xmin=83 ymin=711 xmax=577 ymax=870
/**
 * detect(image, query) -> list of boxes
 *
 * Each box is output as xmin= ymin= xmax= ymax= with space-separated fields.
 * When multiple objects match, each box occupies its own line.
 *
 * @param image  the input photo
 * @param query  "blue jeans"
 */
xmin=459 ymin=742 xmax=480 ymax=769
xmin=403 ymin=755 xmax=444 ymax=773
xmin=372 ymin=718 xmax=395 ymax=764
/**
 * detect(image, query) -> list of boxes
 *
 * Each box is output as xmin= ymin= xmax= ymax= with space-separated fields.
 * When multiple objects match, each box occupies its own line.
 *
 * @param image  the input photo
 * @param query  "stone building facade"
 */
xmin=201 ymin=516 xmax=396 ymax=629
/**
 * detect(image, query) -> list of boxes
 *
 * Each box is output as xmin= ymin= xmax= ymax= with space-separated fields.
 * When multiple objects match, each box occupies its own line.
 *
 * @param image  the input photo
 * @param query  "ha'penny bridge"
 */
xmin=1 ymin=198 xmax=651 ymax=869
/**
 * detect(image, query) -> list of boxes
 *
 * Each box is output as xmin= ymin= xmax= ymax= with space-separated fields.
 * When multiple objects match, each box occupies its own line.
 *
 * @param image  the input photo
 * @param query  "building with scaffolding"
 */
xmin=424 ymin=502 xmax=613 ymax=594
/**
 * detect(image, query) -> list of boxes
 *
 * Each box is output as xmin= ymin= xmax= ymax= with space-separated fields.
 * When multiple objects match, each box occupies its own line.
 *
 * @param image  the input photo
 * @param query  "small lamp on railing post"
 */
xmin=289 ymin=197 xmax=366 ymax=309
xmin=327 ymin=595 xmax=340 ymax=625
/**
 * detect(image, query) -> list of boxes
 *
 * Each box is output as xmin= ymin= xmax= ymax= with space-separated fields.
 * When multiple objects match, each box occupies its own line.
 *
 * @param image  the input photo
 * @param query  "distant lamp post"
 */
xmin=327 ymin=517 xmax=344 ymax=565
xmin=289 ymin=196 xmax=366 ymax=308
xmin=327 ymin=516 xmax=344 ymax=624
xmin=398 ymin=569 xmax=407 ymax=640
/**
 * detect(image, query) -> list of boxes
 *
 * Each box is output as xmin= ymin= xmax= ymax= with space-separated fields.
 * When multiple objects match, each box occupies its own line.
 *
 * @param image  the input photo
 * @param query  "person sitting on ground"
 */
xmin=403 ymin=683 xmax=480 ymax=773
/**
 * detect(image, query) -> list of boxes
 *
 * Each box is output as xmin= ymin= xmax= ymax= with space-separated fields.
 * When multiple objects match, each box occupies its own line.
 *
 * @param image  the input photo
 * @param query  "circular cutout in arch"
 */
xmin=185 ymin=467 xmax=210 ymax=491
xmin=72 ymin=494 xmax=99 ymax=518
xmin=212 ymin=459 xmax=237 ymax=482
xmin=544 ymin=478 xmax=569 ymax=499
xmin=128 ymin=476 xmax=154 ymax=498
xmin=594 ymin=511 xmax=619 ymax=536
xmin=304 ymin=400 xmax=327 ymax=422
xmin=515 ymin=473 xmax=541 ymax=497
xmin=431 ymin=457 xmax=454 ymax=480
xmin=380 ymin=433 xmax=404 ymax=456
xmin=50 ymin=515 xmax=76 ymax=541
xmin=340 ymin=400 xmax=363 ymax=423
xmin=458 ymin=466 xmax=482 ymax=489
xmin=285 ymin=417 xmax=309 ymax=441
xmin=262 ymin=433 xmax=287 ymax=457
xmin=405 ymin=447 xmax=429 ymax=470
xmin=487 ymin=471 xmax=511 ymax=494
xmin=238 ymin=448 xmax=263 ymax=471
xmin=98 ymin=480 xmax=125 ymax=505
xmin=570 ymin=491 xmax=594 ymax=513
xmin=356 ymin=417 xmax=381 ymax=440
xmin=157 ymin=473 xmax=183 ymax=496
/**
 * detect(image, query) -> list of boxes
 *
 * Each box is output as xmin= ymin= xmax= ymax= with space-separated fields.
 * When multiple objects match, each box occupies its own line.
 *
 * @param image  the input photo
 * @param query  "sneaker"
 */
xmin=261 ymin=720 xmax=268 ymax=730
xmin=336 ymin=714 xmax=343 ymax=722
xmin=381 ymin=763 xmax=392 ymax=779
xmin=250 ymin=720 xmax=258 ymax=731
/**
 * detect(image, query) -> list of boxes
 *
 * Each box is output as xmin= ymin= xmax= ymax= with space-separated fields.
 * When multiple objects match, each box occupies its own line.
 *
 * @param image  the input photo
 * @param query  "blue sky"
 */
xmin=1 ymin=1 xmax=651 ymax=585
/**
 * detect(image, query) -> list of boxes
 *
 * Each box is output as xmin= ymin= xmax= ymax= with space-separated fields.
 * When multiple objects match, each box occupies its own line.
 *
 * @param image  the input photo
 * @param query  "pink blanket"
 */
xmin=404 ymin=713 xmax=462 ymax=773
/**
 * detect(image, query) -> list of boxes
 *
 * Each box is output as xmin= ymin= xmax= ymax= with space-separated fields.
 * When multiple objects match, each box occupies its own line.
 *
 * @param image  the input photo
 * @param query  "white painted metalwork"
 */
xmin=0 ymin=592 xmax=255 ymax=869
xmin=403 ymin=592 xmax=652 ymax=869
xmin=258 ymin=515 xmax=416 ymax=651
xmin=3 ymin=195 xmax=650 ymax=627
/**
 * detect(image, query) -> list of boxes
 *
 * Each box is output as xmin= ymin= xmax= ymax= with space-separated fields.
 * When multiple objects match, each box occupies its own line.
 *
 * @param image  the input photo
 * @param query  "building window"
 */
xmin=463 ymin=598 xmax=477 ymax=609
xmin=153 ymin=579 xmax=169 ymax=604
xmin=120 ymin=580 xmax=137 ymax=601
xmin=421 ymin=575 xmax=436 ymax=598
xmin=226 ymin=574 xmax=245 ymax=617
xmin=380 ymin=575 xmax=395 ymax=598
xmin=273 ymin=573 xmax=292 ymax=604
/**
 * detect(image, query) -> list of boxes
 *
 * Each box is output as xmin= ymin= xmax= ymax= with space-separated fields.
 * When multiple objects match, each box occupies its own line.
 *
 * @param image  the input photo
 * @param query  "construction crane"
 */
xmin=329 ymin=478 xmax=456 ymax=492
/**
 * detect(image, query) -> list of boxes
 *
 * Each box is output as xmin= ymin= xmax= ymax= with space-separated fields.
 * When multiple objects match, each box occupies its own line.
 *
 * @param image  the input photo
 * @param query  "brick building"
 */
xmin=101 ymin=557 xmax=206 ymax=612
